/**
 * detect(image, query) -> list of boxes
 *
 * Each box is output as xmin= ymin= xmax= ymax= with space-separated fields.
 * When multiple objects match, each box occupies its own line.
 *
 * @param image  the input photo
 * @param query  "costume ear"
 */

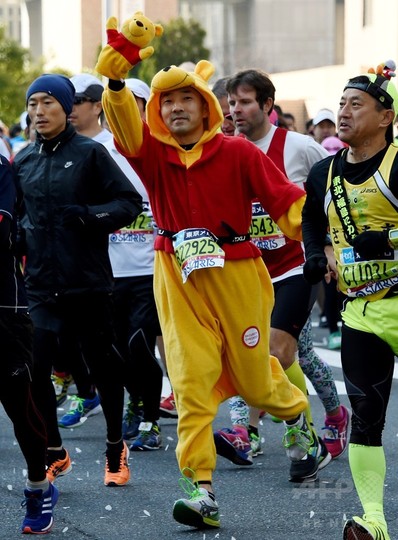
xmin=155 ymin=24 xmax=164 ymax=37
xmin=194 ymin=60 xmax=215 ymax=83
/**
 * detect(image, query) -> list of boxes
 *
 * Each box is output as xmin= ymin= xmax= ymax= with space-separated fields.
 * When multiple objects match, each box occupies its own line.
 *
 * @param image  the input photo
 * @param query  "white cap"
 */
xmin=20 ymin=111 xmax=28 ymax=130
xmin=125 ymin=78 xmax=150 ymax=102
xmin=70 ymin=73 xmax=104 ymax=100
xmin=313 ymin=108 xmax=336 ymax=126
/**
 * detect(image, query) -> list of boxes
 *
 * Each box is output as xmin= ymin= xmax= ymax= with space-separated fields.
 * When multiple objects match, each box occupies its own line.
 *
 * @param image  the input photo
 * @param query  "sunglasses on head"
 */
xmin=73 ymin=96 xmax=96 ymax=105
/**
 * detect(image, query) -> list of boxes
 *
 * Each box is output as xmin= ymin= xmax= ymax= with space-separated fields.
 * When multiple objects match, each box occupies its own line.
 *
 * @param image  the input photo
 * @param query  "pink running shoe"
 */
xmin=322 ymin=405 xmax=351 ymax=459
xmin=159 ymin=392 xmax=178 ymax=418
xmin=213 ymin=426 xmax=253 ymax=466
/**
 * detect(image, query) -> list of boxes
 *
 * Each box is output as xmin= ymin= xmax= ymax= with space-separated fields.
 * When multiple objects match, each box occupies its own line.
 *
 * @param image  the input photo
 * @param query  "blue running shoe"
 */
xmin=130 ymin=422 xmax=162 ymax=451
xmin=122 ymin=400 xmax=144 ymax=440
xmin=21 ymin=482 xmax=58 ymax=534
xmin=58 ymin=394 xmax=102 ymax=428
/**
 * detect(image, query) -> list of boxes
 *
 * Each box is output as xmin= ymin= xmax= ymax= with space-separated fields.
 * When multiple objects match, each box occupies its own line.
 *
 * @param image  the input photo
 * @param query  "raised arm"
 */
xmin=95 ymin=12 xmax=163 ymax=156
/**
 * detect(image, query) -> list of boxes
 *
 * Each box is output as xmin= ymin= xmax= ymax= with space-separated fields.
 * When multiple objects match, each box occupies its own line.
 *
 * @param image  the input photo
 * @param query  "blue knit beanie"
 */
xmin=26 ymin=74 xmax=75 ymax=115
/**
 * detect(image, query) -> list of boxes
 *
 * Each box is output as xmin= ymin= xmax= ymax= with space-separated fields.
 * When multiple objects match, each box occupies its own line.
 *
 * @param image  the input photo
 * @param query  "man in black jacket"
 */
xmin=13 ymin=74 xmax=143 ymax=487
xmin=0 ymin=154 xmax=58 ymax=533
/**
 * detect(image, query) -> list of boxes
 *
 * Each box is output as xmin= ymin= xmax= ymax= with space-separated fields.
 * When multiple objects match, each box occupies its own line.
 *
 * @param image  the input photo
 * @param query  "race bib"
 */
xmin=250 ymin=202 xmax=286 ymax=250
xmin=110 ymin=211 xmax=154 ymax=244
xmin=338 ymin=246 xmax=398 ymax=297
xmin=172 ymin=228 xmax=225 ymax=283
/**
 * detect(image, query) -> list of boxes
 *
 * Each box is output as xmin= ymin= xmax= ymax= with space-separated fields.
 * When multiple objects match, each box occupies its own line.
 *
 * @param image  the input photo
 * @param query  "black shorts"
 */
xmin=271 ymin=274 xmax=318 ymax=340
xmin=113 ymin=275 xmax=162 ymax=338
xmin=0 ymin=311 xmax=33 ymax=378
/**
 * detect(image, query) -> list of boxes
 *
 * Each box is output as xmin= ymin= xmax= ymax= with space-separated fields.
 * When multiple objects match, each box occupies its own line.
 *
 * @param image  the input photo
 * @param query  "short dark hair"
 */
xmin=306 ymin=118 xmax=314 ymax=130
xmin=226 ymin=69 xmax=275 ymax=111
xmin=212 ymin=77 xmax=230 ymax=99
xmin=283 ymin=112 xmax=295 ymax=122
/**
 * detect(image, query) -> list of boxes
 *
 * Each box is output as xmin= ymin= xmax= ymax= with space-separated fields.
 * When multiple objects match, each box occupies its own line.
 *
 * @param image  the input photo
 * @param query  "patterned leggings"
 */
xmin=229 ymin=315 xmax=340 ymax=426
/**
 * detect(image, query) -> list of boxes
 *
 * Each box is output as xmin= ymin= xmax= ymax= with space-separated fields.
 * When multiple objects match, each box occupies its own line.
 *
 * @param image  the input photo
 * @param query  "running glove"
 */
xmin=351 ymin=230 xmax=390 ymax=260
xmin=303 ymin=254 xmax=328 ymax=284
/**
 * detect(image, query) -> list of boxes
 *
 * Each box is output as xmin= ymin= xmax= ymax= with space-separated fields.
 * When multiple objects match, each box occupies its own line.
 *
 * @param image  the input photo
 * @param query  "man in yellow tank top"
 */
xmin=302 ymin=60 xmax=398 ymax=540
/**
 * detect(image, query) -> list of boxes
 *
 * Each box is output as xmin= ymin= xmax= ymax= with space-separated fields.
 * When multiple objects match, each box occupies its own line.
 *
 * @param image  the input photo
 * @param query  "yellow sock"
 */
xmin=349 ymin=443 xmax=387 ymax=528
xmin=285 ymin=360 xmax=316 ymax=438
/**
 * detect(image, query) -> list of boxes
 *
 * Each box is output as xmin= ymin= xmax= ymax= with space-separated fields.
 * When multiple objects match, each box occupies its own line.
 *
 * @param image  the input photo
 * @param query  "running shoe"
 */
xmin=282 ymin=414 xmax=314 ymax=461
xmin=159 ymin=392 xmax=178 ymax=418
xmin=51 ymin=372 xmax=73 ymax=407
xmin=289 ymin=436 xmax=332 ymax=483
xmin=249 ymin=432 xmax=263 ymax=457
xmin=328 ymin=330 xmax=342 ymax=350
xmin=21 ymin=482 xmax=58 ymax=534
xmin=213 ymin=426 xmax=253 ymax=466
xmin=122 ymin=400 xmax=144 ymax=440
xmin=58 ymin=394 xmax=102 ymax=428
xmin=343 ymin=515 xmax=390 ymax=539
xmin=130 ymin=422 xmax=162 ymax=451
xmin=173 ymin=469 xmax=220 ymax=529
xmin=46 ymin=448 xmax=72 ymax=483
xmin=322 ymin=405 xmax=351 ymax=459
xmin=104 ymin=441 xmax=130 ymax=486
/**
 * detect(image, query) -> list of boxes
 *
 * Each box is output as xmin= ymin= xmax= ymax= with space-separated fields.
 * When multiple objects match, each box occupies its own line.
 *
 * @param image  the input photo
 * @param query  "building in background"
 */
xmin=0 ymin=0 xmax=21 ymax=41
xmin=0 ymin=0 xmax=178 ymax=74
xmin=1 ymin=0 xmax=398 ymax=131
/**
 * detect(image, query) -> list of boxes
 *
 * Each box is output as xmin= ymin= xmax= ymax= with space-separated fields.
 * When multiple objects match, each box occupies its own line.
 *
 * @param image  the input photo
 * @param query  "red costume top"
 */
xmin=125 ymin=125 xmax=305 ymax=260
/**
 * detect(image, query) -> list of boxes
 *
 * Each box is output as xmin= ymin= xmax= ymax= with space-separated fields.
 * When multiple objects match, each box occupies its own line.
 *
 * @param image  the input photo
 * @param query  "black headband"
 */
xmin=344 ymin=75 xmax=393 ymax=110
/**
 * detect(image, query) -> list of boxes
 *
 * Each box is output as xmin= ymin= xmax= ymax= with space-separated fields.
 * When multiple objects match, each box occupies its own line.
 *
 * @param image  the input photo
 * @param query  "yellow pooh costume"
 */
xmin=98 ymin=27 xmax=307 ymax=490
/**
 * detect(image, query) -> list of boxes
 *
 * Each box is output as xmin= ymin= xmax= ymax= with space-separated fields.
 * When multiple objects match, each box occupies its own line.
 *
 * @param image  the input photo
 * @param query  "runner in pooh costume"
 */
xmin=96 ymin=16 xmax=308 ymax=530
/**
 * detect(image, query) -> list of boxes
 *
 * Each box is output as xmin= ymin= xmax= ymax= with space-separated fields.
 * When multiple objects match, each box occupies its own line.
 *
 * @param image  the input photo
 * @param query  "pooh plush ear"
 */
xmin=194 ymin=60 xmax=215 ymax=83
xmin=96 ymin=11 xmax=163 ymax=80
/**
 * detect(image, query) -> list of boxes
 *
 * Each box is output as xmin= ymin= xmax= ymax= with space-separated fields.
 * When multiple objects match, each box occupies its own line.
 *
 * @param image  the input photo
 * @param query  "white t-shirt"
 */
xmin=94 ymin=130 xmax=155 ymax=278
xmin=253 ymin=125 xmax=329 ymax=189
xmin=252 ymin=125 xmax=329 ymax=282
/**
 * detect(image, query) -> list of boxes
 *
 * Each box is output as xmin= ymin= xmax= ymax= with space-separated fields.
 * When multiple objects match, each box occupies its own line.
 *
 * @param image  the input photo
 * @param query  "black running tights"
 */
xmin=341 ymin=324 xmax=395 ymax=446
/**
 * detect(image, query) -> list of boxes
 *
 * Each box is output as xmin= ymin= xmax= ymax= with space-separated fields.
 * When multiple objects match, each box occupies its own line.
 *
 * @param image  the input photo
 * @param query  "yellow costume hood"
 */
xmin=146 ymin=60 xmax=223 ymax=149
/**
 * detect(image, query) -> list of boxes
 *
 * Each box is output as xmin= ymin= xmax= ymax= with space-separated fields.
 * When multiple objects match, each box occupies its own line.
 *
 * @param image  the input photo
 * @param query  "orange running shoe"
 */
xmin=104 ymin=441 xmax=130 ymax=486
xmin=46 ymin=448 xmax=72 ymax=482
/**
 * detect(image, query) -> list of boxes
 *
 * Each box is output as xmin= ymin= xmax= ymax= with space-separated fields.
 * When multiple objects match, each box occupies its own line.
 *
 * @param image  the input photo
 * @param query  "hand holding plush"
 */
xmin=95 ymin=11 xmax=163 ymax=80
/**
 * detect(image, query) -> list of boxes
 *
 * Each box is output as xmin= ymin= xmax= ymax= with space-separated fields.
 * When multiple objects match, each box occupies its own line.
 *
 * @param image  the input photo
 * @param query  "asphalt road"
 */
xmin=1 ymin=320 xmax=398 ymax=540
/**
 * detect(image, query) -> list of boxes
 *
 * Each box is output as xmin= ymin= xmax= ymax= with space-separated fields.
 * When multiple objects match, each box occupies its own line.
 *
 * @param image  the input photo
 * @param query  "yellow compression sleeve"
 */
xmin=102 ymin=85 xmax=143 ymax=157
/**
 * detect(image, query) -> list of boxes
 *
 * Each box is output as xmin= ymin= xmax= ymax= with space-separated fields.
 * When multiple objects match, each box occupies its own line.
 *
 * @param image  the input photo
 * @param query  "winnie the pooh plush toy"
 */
xmin=95 ymin=11 xmax=163 ymax=80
